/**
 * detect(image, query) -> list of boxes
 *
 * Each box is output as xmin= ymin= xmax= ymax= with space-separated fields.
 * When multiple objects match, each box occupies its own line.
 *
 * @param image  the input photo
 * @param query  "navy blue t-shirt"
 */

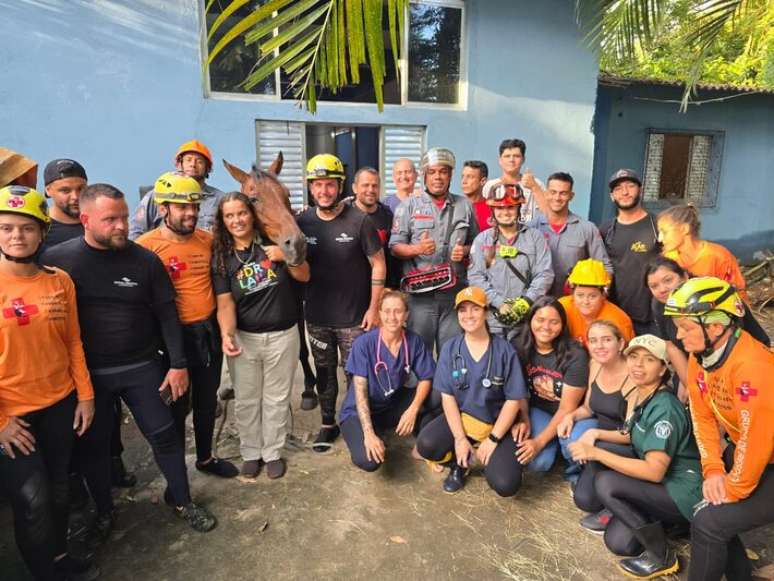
xmin=340 ymin=328 xmax=436 ymax=424
xmin=434 ymin=334 xmax=528 ymax=424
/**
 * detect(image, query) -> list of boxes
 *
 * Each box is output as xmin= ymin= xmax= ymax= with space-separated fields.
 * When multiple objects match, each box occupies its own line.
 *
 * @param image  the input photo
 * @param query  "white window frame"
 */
xmin=200 ymin=0 xmax=467 ymax=110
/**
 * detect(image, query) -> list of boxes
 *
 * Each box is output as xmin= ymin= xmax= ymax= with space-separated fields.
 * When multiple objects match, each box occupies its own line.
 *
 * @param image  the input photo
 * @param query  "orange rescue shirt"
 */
xmin=136 ymin=228 xmax=216 ymax=324
xmin=559 ymin=295 xmax=635 ymax=347
xmin=666 ymin=241 xmax=748 ymax=301
xmin=686 ymin=330 xmax=774 ymax=502
xmin=0 ymin=267 xmax=94 ymax=430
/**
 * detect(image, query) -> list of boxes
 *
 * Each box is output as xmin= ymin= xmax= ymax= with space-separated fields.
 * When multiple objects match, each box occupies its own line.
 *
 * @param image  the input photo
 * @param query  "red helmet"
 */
xmin=483 ymin=180 xmax=525 ymax=207
xmin=175 ymin=140 xmax=213 ymax=167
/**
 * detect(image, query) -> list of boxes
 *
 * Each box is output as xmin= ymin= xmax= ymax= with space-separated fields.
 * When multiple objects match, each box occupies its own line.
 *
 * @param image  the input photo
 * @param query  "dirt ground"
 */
xmin=2 ymin=363 xmax=773 ymax=581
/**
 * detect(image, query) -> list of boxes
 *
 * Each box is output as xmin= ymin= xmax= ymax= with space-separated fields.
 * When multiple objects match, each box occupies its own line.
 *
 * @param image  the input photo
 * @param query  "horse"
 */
xmin=222 ymin=152 xmax=306 ymax=267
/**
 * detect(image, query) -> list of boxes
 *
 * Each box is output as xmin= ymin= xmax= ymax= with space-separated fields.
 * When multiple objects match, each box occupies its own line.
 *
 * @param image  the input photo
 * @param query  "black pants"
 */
xmin=0 ymin=392 xmax=76 ymax=581
xmin=79 ymin=359 xmax=191 ymax=514
xmin=689 ymin=447 xmax=774 ymax=581
xmin=415 ymin=413 xmax=523 ymax=497
xmin=595 ymin=470 xmax=686 ymax=556
xmin=340 ymin=388 xmax=437 ymax=472
xmin=573 ymin=441 xmax=635 ymax=513
xmin=171 ymin=322 xmax=222 ymax=463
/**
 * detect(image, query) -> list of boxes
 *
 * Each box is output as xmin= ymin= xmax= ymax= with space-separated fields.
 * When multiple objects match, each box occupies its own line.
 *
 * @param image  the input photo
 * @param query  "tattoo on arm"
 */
xmin=354 ymin=376 xmax=374 ymax=434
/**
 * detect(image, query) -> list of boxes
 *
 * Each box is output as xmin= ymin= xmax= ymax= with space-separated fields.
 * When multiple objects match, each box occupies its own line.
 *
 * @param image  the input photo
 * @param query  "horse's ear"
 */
xmin=223 ymin=159 xmax=250 ymax=185
xmin=268 ymin=151 xmax=283 ymax=176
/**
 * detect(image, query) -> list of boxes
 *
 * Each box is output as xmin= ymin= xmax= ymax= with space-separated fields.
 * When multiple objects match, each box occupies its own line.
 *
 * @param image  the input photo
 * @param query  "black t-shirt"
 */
xmin=43 ymin=220 xmax=84 ymax=250
xmin=350 ymin=201 xmax=401 ymax=289
xmin=600 ymin=213 xmax=660 ymax=323
xmin=524 ymin=346 xmax=589 ymax=415
xmin=212 ymin=245 xmax=297 ymax=333
xmin=297 ymin=205 xmax=382 ymax=327
xmin=41 ymin=237 xmax=183 ymax=368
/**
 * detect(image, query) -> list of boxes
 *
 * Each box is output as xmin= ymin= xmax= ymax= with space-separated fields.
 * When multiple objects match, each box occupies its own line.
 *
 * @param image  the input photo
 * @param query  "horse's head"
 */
xmin=223 ymin=153 xmax=306 ymax=266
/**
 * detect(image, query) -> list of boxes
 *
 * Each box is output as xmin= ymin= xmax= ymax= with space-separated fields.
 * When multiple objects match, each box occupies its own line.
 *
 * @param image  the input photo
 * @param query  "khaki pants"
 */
xmin=227 ymin=326 xmax=299 ymax=462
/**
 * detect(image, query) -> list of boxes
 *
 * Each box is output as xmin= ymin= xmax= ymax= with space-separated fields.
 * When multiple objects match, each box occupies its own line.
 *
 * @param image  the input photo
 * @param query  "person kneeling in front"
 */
xmin=416 ymin=287 xmax=528 ymax=496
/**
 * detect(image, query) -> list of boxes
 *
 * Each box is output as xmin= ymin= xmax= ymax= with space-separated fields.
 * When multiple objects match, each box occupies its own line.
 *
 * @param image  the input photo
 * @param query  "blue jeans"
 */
xmin=527 ymin=407 xmax=598 ymax=482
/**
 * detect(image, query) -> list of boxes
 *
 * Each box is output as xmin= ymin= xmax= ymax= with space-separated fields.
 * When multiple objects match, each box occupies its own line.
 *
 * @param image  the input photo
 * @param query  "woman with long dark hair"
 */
xmin=212 ymin=192 xmax=310 ymax=480
xmin=511 ymin=296 xmax=589 ymax=482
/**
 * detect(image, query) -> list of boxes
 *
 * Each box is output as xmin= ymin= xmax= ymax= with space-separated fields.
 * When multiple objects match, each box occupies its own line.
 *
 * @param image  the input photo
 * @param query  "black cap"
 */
xmin=608 ymin=168 xmax=641 ymax=190
xmin=44 ymin=159 xmax=87 ymax=186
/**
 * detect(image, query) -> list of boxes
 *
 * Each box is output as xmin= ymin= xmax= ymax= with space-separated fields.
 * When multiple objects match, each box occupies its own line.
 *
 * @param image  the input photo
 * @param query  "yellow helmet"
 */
xmin=664 ymin=277 xmax=745 ymax=322
xmin=153 ymin=172 xmax=203 ymax=204
xmin=306 ymin=154 xmax=345 ymax=181
xmin=567 ymin=258 xmax=612 ymax=288
xmin=0 ymin=185 xmax=50 ymax=225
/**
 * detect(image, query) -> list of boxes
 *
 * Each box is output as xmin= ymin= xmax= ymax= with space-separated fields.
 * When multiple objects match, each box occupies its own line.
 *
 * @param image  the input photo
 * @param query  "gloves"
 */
xmin=494 ymin=296 xmax=532 ymax=327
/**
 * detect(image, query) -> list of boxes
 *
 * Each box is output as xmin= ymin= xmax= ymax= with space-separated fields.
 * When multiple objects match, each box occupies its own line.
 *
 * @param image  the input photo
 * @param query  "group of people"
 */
xmin=0 ymin=138 xmax=771 ymax=581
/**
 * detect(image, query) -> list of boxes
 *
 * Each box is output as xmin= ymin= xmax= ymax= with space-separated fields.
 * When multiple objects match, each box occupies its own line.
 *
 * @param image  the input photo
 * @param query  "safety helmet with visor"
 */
xmin=483 ymin=179 xmax=526 ymax=208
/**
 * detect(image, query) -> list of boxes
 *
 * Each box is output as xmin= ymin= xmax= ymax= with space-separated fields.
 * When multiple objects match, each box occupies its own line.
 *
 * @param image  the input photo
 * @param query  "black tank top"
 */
xmin=589 ymin=368 xmax=628 ymax=431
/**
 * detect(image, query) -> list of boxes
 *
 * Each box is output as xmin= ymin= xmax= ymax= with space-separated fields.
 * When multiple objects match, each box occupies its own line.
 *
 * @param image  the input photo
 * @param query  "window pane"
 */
xmin=205 ymin=1 xmax=275 ymax=96
xmin=408 ymin=4 xmax=462 ymax=104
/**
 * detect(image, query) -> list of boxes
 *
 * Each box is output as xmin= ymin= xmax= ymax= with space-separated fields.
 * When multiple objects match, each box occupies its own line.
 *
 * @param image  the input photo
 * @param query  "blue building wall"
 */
xmin=592 ymin=84 xmax=774 ymax=262
xmin=0 ymin=0 xmax=598 ymax=213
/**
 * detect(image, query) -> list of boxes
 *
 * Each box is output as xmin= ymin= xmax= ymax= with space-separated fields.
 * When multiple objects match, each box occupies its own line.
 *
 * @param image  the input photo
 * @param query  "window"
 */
xmin=642 ymin=130 xmax=724 ymax=208
xmin=203 ymin=1 xmax=465 ymax=107
xmin=256 ymin=120 xmax=425 ymax=208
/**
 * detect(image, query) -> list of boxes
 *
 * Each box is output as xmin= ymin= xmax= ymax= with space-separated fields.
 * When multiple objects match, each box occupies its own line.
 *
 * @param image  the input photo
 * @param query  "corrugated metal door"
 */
xmin=255 ymin=120 xmax=306 ymax=209
xmin=381 ymin=125 xmax=426 ymax=198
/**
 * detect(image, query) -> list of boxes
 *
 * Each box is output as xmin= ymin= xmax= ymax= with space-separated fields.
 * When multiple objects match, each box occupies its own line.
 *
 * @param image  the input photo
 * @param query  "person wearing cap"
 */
xmin=568 ymin=334 xmax=702 ymax=579
xmin=0 ymin=185 xmax=99 ymax=580
xmin=526 ymin=172 xmax=612 ymax=296
xmin=496 ymin=138 xmax=546 ymax=224
xmin=468 ymin=180 xmax=553 ymax=336
xmin=0 ymin=147 xmax=37 ymax=189
xmin=559 ymin=258 xmax=635 ymax=347
xmin=137 ymin=172 xmax=238 ymax=480
xmin=130 ymin=140 xmax=226 ymax=239
xmin=664 ymin=277 xmax=774 ymax=581
xmin=599 ymin=169 xmax=660 ymax=335
xmin=416 ymin=286 xmax=528 ymax=495
xmin=297 ymin=153 xmax=386 ymax=452
xmin=41 ymin=158 xmax=88 ymax=249
xmin=460 ymin=160 xmax=490 ymax=232
xmin=390 ymin=147 xmax=479 ymax=353
xmin=384 ymin=158 xmax=419 ymax=214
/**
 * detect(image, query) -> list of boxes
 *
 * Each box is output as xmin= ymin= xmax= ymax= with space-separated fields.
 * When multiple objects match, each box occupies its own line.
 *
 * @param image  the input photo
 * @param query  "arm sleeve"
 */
xmin=212 ymin=267 xmax=232 ymax=297
xmin=63 ymin=274 xmax=94 ymax=402
xmin=639 ymin=404 xmax=684 ymax=458
xmin=463 ymin=201 xmax=480 ymax=245
xmin=467 ymin=232 xmax=505 ymax=308
xmin=525 ymin=231 xmax=554 ymax=301
xmin=502 ymin=343 xmax=528 ymax=400
xmin=563 ymin=347 xmax=590 ymax=388
xmin=588 ymin=224 xmax=613 ymax=276
xmin=411 ymin=335 xmax=437 ymax=380
xmin=388 ymin=202 xmax=411 ymax=247
xmin=148 ymin=254 xmax=187 ymax=368
xmin=686 ymin=361 xmax=726 ymax=479
xmin=344 ymin=335 xmax=371 ymax=378
xmin=360 ymin=215 xmax=385 ymax=258
xmin=432 ymin=340 xmax=456 ymax=395
xmin=129 ymin=192 xmax=156 ymax=241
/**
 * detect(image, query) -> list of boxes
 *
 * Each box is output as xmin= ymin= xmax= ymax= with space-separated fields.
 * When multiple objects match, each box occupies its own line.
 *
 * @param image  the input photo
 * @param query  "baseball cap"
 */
xmin=623 ymin=334 xmax=668 ymax=364
xmin=608 ymin=169 xmax=641 ymax=190
xmin=455 ymin=286 xmax=488 ymax=309
xmin=44 ymin=159 xmax=87 ymax=186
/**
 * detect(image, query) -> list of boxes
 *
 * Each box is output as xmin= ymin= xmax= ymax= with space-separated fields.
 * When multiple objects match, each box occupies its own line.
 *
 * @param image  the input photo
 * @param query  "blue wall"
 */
xmin=592 ymin=84 xmax=774 ymax=261
xmin=0 ymin=0 xmax=598 ymax=213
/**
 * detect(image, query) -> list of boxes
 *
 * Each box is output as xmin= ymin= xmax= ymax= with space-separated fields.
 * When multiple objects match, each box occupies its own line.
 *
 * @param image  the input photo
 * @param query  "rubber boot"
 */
xmin=618 ymin=522 xmax=679 ymax=579
xmin=111 ymin=456 xmax=137 ymax=488
xmin=300 ymin=367 xmax=318 ymax=411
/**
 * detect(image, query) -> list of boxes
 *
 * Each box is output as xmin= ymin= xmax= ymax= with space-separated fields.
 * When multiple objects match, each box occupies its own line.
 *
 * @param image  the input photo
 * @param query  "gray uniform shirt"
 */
xmin=527 ymin=210 xmax=612 ymax=296
xmin=389 ymin=191 xmax=479 ymax=287
xmin=129 ymin=183 xmax=226 ymax=240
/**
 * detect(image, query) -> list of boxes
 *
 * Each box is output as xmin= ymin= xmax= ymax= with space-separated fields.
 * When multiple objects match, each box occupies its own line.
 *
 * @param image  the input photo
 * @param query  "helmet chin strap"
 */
xmin=164 ymin=215 xmax=192 ymax=236
xmin=698 ymin=316 xmax=733 ymax=359
xmin=1 ymin=240 xmax=42 ymax=263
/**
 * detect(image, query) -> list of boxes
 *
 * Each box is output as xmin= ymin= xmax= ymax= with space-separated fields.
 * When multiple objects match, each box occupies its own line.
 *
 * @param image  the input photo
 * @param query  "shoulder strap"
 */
xmin=496 ymin=230 xmax=531 ymax=286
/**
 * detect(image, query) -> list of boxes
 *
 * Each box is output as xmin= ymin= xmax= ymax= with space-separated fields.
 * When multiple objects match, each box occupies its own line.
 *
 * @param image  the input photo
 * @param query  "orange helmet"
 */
xmin=483 ymin=179 xmax=525 ymax=207
xmin=175 ymin=140 xmax=213 ymax=167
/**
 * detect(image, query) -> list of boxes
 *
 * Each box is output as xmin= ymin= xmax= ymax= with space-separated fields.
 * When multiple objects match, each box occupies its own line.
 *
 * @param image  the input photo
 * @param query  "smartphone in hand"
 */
xmin=160 ymin=385 xmax=173 ymax=406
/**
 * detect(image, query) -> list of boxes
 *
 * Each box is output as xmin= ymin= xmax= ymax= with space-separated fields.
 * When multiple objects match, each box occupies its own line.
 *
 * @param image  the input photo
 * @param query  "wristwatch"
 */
xmin=488 ymin=432 xmax=502 ymax=444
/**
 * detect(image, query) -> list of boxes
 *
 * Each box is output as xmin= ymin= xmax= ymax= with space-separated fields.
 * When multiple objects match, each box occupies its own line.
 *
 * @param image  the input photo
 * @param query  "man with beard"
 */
xmin=130 ymin=140 xmax=225 ymax=239
xmin=137 ymin=172 xmax=238 ymax=480
xmin=297 ymin=154 xmax=386 ymax=452
xmin=42 ymin=159 xmax=88 ymax=248
xmin=390 ymin=147 xmax=479 ymax=352
xmin=600 ymin=169 xmax=660 ymax=335
xmin=42 ymin=184 xmax=217 ymax=542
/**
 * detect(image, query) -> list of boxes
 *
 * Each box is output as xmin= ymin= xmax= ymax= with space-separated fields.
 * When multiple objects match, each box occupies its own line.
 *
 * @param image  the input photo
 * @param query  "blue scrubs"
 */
xmin=433 ymin=334 xmax=528 ymax=424
xmin=339 ymin=328 xmax=436 ymax=424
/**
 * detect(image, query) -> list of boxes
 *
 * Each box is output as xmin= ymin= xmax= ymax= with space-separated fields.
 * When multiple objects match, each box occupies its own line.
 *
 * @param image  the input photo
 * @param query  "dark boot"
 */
xmin=618 ymin=522 xmax=679 ymax=579
xmin=110 ymin=456 xmax=137 ymax=488
xmin=300 ymin=388 xmax=318 ymax=411
xmin=443 ymin=462 xmax=468 ymax=494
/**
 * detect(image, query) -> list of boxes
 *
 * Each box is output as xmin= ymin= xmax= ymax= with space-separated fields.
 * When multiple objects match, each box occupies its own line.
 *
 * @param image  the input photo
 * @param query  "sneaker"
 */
xmin=85 ymin=511 xmax=114 ymax=549
xmin=196 ymin=457 xmax=238 ymax=479
xmin=175 ymin=503 xmax=217 ymax=533
xmin=312 ymin=425 xmax=340 ymax=453
xmin=111 ymin=456 xmax=137 ymax=488
xmin=240 ymin=459 xmax=263 ymax=479
xmin=580 ymin=509 xmax=612 ymax=534
xmin=54 ymin=554 xmax=100 ymax=581
xmin=443 ymin=463 xmax=468 ymax=494
xmin=300 ymin=390 xmax=318 ymax=411
xmin=265 ymin=459 xmax=286 ymax=479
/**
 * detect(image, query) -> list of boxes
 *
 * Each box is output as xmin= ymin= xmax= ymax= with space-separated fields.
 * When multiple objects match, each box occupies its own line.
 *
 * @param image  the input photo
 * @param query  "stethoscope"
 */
xmin=451 ymin=337 xmax=504 ymax=390
xmin=374 ymin=329 xmax=411 ymax=397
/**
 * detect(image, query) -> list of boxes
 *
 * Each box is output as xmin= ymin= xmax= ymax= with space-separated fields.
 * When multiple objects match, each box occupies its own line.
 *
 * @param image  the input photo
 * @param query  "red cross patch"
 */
xmin=2 ymin=297 xmax=39 ymax=326
xmin=736 ymin=382 xmax=758 ymax=402
xmin=166 ymin=256 xmax=188 ymax=280
xmin=696 ymin=371 xmax=708 ymax=396
xmin=7 ymin=196 xmax=25 ymax=208
xmin=377 ymin=229 xmax=388 ymax=244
